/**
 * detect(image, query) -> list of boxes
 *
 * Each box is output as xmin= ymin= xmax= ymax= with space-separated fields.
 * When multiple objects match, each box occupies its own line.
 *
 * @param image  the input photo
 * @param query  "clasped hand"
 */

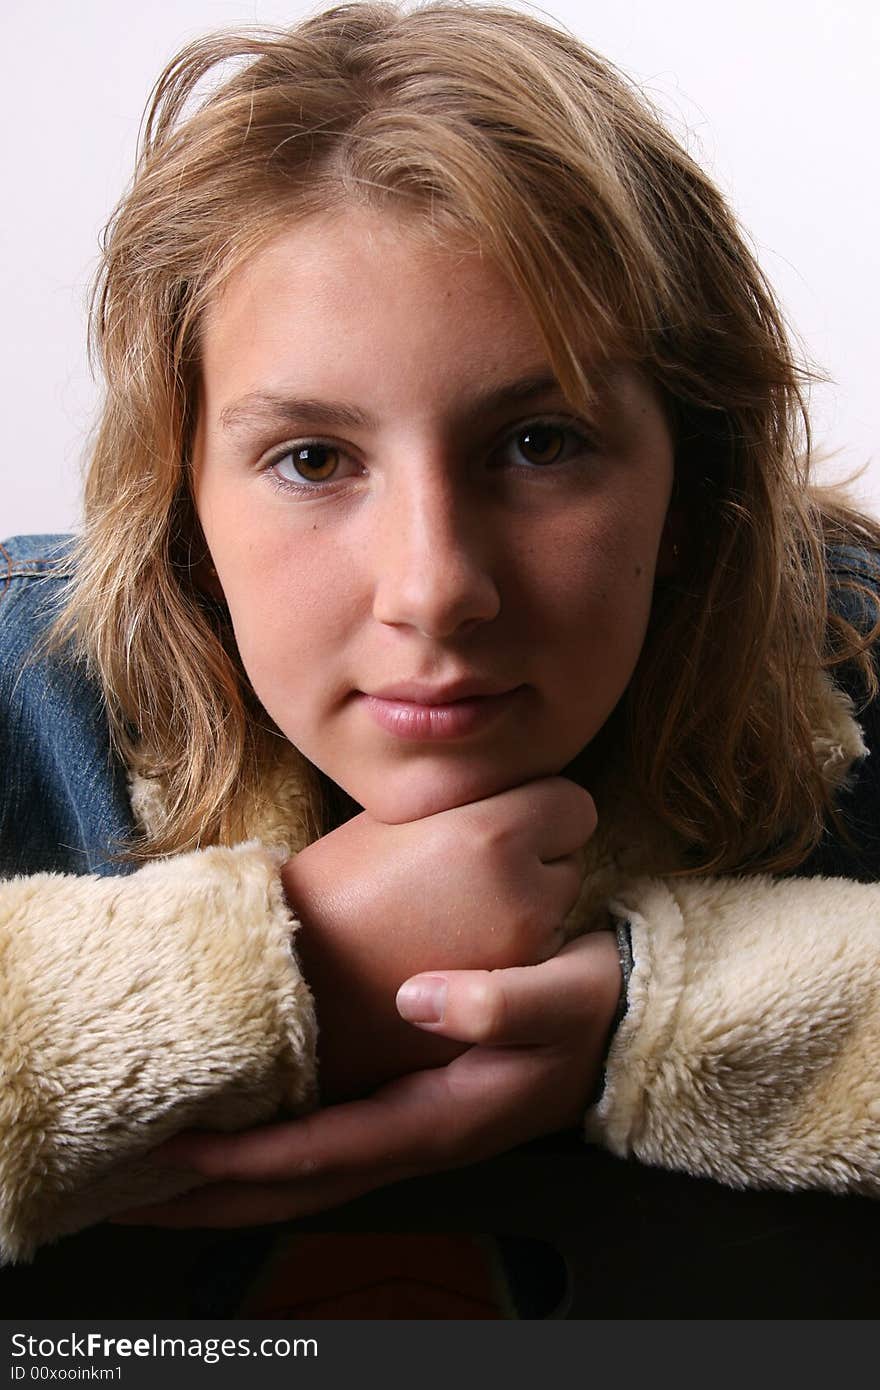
xmin=113 ymin=778 xmax=622 ymax=1229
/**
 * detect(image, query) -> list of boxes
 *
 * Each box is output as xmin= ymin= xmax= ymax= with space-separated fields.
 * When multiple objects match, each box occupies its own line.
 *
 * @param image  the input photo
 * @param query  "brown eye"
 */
xmin=516 ymin=425 xmax=565 ymax=466
xmin=276 ymin=444 xmax=340 ymax=483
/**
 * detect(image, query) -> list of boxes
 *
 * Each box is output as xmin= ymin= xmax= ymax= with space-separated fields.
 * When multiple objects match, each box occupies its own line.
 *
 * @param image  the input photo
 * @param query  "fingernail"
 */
xmin=396 ymin=975 xmax=448 ymax=1024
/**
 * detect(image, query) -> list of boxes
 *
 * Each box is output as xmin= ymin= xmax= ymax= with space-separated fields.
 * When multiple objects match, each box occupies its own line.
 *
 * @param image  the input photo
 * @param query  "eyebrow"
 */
xmin=218 ymin=372 xmax=568 ymax=437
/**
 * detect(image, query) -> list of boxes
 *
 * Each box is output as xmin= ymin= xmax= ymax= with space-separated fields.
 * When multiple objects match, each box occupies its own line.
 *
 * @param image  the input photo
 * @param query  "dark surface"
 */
xmin=3 ymin=1138 xmax=878 ymax=1319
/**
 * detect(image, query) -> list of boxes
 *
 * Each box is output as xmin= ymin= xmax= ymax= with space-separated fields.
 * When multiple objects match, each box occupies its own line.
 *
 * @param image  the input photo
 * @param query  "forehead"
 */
xmin=202 ymin=206 xmax=541 ymax=365
xmin=196 ymin=204 xmax=654 ymax=429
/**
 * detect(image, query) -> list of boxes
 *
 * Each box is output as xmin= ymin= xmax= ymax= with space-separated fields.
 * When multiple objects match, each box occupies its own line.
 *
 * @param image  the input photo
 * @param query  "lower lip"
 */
xmin=359 ymin=689 xmax=522 ymax=741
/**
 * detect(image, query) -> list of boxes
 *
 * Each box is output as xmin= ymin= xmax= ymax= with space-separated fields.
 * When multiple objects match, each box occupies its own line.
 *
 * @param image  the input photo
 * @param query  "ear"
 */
xmin=656 ymin=504 xmax=685 ymax=579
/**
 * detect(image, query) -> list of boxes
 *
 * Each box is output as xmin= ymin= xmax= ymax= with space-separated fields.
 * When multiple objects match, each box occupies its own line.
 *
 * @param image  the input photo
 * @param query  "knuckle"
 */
xmin=466 ymin=974 xmax=507 ymax=1043
xmin=467 ymin=801 xmax=516 ymax=854
xmin=579 ymin=790 xmax=598 ymax=838
xmin=291 ymin=1148 xmax=324 ymax=1179
xmin=478 ymin=817 xmax=514 ymax=857
xmin=417 ymin=1077 xmax=485 ymax=1170
xmin=558 ymin=781 xmax=597 ymax=836
xmin=281 ymin=1120 xmax=330 ymax=1179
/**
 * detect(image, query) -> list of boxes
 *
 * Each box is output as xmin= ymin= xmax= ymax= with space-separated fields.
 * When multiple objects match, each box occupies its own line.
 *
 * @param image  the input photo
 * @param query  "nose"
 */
xmin=371 ymin=469 xmax=501 ymax=639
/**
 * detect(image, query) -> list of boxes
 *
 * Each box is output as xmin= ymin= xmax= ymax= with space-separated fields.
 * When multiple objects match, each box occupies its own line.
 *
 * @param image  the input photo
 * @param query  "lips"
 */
xmin=358 ymin=682 xmax=524 ymax=741
xmin=366 ymin=678 xmax=519 ymax=704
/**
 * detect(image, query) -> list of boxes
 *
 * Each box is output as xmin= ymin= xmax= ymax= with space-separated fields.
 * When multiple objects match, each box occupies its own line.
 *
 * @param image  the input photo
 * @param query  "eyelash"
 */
xmin=260 ymin=417 xmax=601 ymax=496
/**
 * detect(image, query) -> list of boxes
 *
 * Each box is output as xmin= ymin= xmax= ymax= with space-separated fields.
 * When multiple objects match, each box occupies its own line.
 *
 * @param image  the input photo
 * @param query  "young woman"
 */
xmin=2 ymin=1 xmax=878 ymax=1316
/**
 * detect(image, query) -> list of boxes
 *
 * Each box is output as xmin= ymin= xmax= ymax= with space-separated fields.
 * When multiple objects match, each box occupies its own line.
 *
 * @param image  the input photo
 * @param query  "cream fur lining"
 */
xmin=590 ymin=873 xmax=880 ymax=1194
xmin=0 ymin=843 xmax=317 ymax=1263
xmin=581 ymin=673 xmax=880 ymax=1194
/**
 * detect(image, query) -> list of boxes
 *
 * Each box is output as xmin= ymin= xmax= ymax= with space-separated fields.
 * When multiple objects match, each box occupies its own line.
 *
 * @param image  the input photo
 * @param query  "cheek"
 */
xmin=191 ymin=464 xmax=363 ymax=737
xmin=521 ymin=505 xmax=666 ymax=751
xmin=521 ymin=500 xmax=661 ymax=640
xmin=216 ymin=533 xmax=362 ymax=720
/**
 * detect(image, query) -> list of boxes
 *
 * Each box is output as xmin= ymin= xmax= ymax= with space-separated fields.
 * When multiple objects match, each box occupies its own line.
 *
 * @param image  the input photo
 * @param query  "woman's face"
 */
xmin=192 ymin=207 xmax=675 ymax=822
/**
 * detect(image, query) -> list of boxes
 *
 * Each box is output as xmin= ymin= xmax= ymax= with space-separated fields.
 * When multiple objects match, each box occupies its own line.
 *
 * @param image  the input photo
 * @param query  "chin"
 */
xmin=350 ymin=758 xmax=542 ymax=825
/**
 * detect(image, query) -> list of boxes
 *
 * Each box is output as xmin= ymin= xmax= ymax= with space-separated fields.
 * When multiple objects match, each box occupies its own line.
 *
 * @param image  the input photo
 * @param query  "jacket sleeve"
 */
xmin=0 ymin=842 xmax=317 ymax=1264
xmin=585 ymin=873 xmax=880 ymax=1193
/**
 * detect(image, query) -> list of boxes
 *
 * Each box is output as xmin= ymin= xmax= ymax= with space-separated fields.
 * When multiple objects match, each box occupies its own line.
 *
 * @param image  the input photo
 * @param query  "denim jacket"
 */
xmin=2 ymin=531 xmax=880 ymax=1318
xmin=0 ymin=535 xmax=135 ymax=879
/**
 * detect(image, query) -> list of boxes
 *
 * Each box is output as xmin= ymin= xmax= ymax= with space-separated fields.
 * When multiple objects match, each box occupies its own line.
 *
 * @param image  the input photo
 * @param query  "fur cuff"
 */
xmin=586 ymin=874 xmax=880 ymax=1195
xmin=0 ymin=842 xmax=316 ymax=1263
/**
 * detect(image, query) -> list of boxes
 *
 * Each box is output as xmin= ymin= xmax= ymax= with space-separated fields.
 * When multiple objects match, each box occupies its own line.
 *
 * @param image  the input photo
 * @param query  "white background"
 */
xmin=2 ymin=0 xmax=878 ymax=537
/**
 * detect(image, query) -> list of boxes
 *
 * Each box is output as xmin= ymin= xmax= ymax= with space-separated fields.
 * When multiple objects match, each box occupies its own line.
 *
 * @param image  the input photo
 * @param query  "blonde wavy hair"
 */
xmin=50 ymin=0 xmax=880 ymax=870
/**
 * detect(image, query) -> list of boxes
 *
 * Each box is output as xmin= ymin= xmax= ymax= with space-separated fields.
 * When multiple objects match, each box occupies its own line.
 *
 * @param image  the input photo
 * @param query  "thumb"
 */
xmin=395 ymin=933 xmax=619 ymax=1047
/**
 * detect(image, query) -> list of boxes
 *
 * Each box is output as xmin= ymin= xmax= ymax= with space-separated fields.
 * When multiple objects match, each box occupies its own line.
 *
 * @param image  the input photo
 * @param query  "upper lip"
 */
xmin=364 ymin=679 xmax=520 ymax=704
